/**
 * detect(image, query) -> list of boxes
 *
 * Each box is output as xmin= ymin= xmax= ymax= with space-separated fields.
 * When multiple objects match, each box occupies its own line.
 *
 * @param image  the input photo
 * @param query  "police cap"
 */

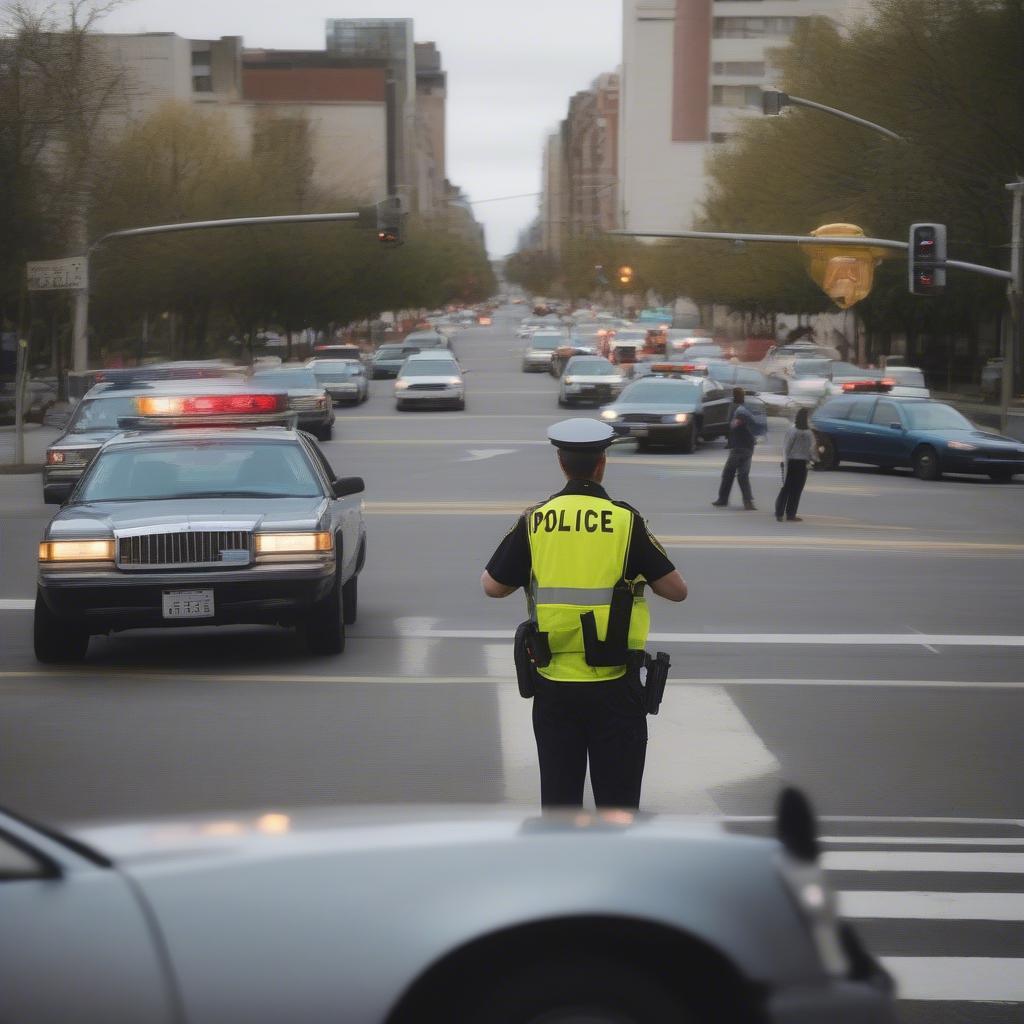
xmin=547 ymin=418 xmax=616 ymax=452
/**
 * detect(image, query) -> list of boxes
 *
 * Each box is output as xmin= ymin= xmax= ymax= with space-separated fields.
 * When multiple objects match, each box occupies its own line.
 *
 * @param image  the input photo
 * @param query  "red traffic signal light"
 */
xmin=908 ymin=223 xmax=946 ymax=296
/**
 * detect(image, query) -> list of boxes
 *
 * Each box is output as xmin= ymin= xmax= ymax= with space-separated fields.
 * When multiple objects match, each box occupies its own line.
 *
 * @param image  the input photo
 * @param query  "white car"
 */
xmin=394 ymin=352 xmax=465 ymax=411
xmin=558 ymin=355 xmax=626 ymax=407
xmin=521 ymin=330 xmax=564 ymax=372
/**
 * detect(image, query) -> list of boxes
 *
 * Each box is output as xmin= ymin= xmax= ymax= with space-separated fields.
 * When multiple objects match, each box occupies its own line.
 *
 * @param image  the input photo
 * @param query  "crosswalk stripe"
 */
xmin=823 ymin=836 xmax=1024 ymax=847
xmin=840 ymin=890 xmax=1024 ymax=920
xmin=823 ymin=851 xmax=1024 ymax=873
xmin=881 ymin=957 xmax=1024 ymax=1002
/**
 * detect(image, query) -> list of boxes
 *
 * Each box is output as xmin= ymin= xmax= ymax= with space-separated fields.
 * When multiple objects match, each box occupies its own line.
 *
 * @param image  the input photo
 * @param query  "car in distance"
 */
xmin=558 ymin=356 xmax=625 ymax=407
xmin=34 ymin=407 xmax=366 ymax=662
xmin=394 ymin=352 xmax=465 ymax=411
xmin=811 ymin=395 xmax=1024 ymax=480
xmin=402 ymin=329 xmax=449 ymax=350
xmin=306 ymin=359 xmax=369 ymax=405
xmin=0 ymin=793 xmax=896 ymax=1024
xmin=601 ymin=374 xmax=733 ymax=452
xmin=310 ymin=344 xmax=364 ymax=363
xmin=370 ymin=344 xmax=420 ymax=380
xmin=521 ymin=330 xmax=564 ymax=372
xmin=251 ymin=367 xmax=335 ymax=441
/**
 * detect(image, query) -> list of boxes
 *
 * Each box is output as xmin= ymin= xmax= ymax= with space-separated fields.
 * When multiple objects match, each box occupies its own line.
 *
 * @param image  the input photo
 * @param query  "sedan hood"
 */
xmin=565 ymin=374 xmax=623 ymax=385
xmin=608 ymin=400 xmax=700 ymax=415
xmin=52 ymin=430 xmax=118 ymax=449
xmin=47 ymin=497 xmax=328 ymax=539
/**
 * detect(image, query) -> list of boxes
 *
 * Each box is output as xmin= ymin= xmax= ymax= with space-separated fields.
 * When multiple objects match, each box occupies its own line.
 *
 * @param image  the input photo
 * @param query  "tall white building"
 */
xmin=618 ymin=0 xmax=869 ymax=233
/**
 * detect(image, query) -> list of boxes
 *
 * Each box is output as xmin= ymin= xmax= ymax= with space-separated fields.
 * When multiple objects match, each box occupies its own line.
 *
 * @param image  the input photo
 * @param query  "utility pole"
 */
xmin=1003 ymin=181 xmax=1023 ymax=435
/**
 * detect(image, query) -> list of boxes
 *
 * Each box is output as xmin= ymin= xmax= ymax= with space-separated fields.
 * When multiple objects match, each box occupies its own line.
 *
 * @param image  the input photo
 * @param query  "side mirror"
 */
xmin=332 ymin=476 xmax=365 ymax=498
xmin=889 ymin=422 xmax=903 ymax=430
xmin=43 ymin=482 xmax=74 ymax=505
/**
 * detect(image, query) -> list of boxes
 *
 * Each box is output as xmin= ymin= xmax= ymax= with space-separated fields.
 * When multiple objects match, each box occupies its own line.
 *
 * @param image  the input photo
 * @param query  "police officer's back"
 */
xmin=481 ymin=419 xmax=686 ymax=809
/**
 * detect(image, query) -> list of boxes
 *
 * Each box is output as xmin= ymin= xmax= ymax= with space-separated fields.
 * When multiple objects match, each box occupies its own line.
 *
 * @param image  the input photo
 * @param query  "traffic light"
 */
xmin=908 ymin=223 xmax=946 ymax=296
xmin=376 ymin=196 xmax=404 ymax=246
xmin=617 ymin=265 xmax=634 ymax=286
xmin=801 ymin=223 xmax=886 ymax=310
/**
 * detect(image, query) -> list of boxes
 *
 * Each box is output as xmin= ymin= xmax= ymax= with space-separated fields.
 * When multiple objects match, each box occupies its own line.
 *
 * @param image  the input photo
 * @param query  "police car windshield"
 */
xmin=67 ymin=395 xmax=139 ymax=432
xmin=623 ymin=381 xmax=701 ymax=402
xmin=78 ymin=442 xmax=323 ymax=501
xmin=902 ymin=403 xmax=972 ymax=430
xmin=252 ymin=370 xmax=319 ymax=389
xmin=400 ymin=360 xmax=458 ymax=377
xmin=568 ymin=360 xmax=617 ymax=375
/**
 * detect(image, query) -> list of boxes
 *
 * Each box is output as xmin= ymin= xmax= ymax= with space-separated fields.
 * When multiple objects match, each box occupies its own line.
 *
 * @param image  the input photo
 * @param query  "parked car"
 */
xmin=811 ymin=395 xmax=1024 ymax=480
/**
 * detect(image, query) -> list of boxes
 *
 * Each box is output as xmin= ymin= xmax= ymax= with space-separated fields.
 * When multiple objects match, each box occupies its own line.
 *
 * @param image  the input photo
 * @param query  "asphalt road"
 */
xmin=1 ymin=307 xmax=1022 ymax=1021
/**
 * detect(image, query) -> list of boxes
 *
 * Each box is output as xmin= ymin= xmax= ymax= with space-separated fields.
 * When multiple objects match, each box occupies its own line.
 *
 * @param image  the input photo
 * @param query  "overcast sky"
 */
xmin=97 ymin=0 xmax=623 ymax=257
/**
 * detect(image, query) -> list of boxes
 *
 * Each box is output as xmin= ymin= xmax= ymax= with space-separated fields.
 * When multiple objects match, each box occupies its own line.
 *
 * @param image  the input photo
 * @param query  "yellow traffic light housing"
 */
xmin=617 ymin=265 xmax=634 ymax=286
xmin=800 ymin=224 xmax=887 ymax=309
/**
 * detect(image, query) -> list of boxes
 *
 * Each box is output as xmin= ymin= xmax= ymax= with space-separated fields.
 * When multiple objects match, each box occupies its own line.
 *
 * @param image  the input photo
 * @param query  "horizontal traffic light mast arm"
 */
xmin=773 ymin=93 xmax=904 ymax=143
xmin=608 ymin=229 xmax=1013 ymax=281
xmin=88 ymin=212 xmax=362 ymax=254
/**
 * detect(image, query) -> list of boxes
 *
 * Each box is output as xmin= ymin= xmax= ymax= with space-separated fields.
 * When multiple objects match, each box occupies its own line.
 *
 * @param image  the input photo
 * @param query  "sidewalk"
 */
xmin=0 ymin=424 xmax=60 ymax=472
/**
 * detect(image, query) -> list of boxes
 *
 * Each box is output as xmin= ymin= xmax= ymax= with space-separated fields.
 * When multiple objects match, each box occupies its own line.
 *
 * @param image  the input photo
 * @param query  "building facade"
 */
xmin=618 ymin=0 xmax=869 ymax=233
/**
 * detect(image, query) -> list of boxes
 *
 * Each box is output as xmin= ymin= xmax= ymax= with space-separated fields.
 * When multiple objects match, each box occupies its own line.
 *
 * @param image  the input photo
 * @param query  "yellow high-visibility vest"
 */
xmin=526 ymin=492 xmax=650 ymax=681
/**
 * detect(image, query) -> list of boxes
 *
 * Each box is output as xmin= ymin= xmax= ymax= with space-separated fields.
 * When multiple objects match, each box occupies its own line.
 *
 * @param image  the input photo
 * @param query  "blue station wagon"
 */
xmin=811 ymin=396 xmax=1024 ymax=481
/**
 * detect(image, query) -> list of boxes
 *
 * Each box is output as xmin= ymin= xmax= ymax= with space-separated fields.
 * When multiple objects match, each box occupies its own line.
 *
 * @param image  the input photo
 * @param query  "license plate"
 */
xmin=162 ymin=589 xmax=214 ymax=619
xmin=629 ymin=425 xmax=649 ymax=437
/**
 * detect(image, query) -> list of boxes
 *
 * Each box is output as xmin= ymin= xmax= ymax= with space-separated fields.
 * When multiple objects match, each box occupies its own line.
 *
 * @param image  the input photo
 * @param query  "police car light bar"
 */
xmin=841 ymin=379 xmax=894 ymax=393
xmin=135 ymin=393 xmax=287 ymax=416
xmin=650 ymin=363 xmax=707 ymax=376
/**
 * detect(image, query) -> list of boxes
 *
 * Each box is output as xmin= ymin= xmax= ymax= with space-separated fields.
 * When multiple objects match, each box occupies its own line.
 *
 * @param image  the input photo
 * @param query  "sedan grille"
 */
xmin=619 ymin=413 xmax=664 ymax=424
xmin=408 ymin=383 xmax=448 ymax=391
xmin=117 ymin=530 xmax=252 ymax=569
xmin=290 ymin=396 xmax=323 ymax=412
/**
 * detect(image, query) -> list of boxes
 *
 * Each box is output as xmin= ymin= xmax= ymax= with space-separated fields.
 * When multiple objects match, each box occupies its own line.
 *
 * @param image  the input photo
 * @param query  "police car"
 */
xmin=34 ymin=388 xmax=366 ymax=662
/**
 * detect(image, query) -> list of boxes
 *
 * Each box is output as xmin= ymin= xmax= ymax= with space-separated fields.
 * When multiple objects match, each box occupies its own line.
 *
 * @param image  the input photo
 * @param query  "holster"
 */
xmin=642 ymin=651 xmax=671 ymax=715
xmin=513 ymin=620 xmax=551 ymax=699
xmin=579 ymin=580 xmax=639 ymax=667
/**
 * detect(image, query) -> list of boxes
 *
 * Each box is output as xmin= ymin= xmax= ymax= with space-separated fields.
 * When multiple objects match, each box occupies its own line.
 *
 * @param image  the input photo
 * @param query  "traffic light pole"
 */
xmin=1003 ymin=181 xmax=1024 ymax=434
xmin=71 ymin=211 xmax=364 ymax=371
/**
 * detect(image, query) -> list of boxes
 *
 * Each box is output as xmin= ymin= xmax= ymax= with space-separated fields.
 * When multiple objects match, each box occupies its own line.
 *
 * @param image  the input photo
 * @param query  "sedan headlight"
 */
xmin=600 ymin=409 xmax=618 ymax=421
xmin=673 ymin=413 xmax=691 ymax=424
xmin=46 ymin=449 xmax=91 ymax=467
xmin=39 ymin=539 xmax=115 ymax=562
xmin=563 ymin=376 xmax=576 ymax=386
xmin=947 ymin=440 xmax=977 ymax=450
xmin=448 ymin=377 xmax=463 ymax=386
xmin=395 ymin=380 xmax=410 ymax=390
xmin=255 ymin=532 xmax=333 ymax=554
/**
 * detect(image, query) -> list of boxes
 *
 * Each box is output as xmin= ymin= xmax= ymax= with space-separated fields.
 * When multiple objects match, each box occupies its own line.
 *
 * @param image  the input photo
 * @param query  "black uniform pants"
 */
xmin=532 ymin=672 xmax=648 ymax=809
xmin=775 ymin=458 xmax=809 ymax=519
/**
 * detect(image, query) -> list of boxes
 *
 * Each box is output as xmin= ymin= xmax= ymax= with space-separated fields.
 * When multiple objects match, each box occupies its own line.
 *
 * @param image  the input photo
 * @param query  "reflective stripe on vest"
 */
xmin=527 ymin=493 xmax=650 ymax=682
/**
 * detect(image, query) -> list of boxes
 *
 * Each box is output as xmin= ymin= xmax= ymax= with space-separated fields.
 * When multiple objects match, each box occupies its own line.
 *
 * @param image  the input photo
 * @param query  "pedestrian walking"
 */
xmin=712 ymin=387 xmax=758 ymax=511
xmin=775 ymin=407 xmax=815 ymax=522
xmin=481 ymin=419 xmax=687 ymax=809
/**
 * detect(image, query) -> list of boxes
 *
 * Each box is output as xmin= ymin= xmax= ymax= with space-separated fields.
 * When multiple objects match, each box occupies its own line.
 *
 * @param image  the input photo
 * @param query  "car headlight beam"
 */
xmin=255 ymin=532 xmax=333 ymax=555
xmin=39 ymin=539 xmax=115 ymax=562
xmin=600 ymin=409 xmax=618 ymax=420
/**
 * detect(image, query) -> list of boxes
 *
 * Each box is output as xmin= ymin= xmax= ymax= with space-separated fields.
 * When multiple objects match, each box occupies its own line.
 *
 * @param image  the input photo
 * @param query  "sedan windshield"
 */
xmin=622 ymin=381 xmax=701 ymax=403
xmin=252 ymin=370 xmax=319 ymax=390
xmin=310 ymin=362 xmax=361 ymax=380
xmin=902 ymin=403 xmax=972 ymax=431
xmin=400 ymin=361 xmax=458 ymax=377
xmin=67 ymin=395 xmax=138 ymax=432
xmin=568 ymin=360 xmax=617 ymax=375
xmin=78 ymin=443 xmax=323 ymax=501
xmin=530 ymin=336 xmax=561 ymax=351
xmin=375 ymin=347 xmax=404 ymax=360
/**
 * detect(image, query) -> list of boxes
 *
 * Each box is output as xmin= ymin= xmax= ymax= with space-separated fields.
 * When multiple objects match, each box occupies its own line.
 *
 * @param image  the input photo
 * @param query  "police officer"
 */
xmin=481 ymin=419 xmax=687 ymax=809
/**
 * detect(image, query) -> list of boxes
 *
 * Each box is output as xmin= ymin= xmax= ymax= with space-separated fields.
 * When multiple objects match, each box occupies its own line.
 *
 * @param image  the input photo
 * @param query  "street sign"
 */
xmin=26 ymin=257 xmax=88 ymax=292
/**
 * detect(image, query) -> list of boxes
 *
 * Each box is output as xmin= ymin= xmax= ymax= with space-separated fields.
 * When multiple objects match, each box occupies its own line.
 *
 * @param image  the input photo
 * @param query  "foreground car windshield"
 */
xmin=78 ymin=443 xmax=323 ymax=501
xmin=622 ymin=381 xmax=701 ymax=402
xmin=66 ymin=395 xmax=139 ymax=432
xmin=902 ymin=404 xmax=972 ymax=430
xmin=252 ymin=370 xmax=319 ymax=389
xmin=400 ymin=361 xmax=457 ymax=377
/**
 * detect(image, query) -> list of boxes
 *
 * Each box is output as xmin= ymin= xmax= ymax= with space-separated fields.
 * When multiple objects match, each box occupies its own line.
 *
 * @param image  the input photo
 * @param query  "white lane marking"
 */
xmin=881 ymin=957 xmax=1024 ymax=1002
xmin=823 ymin=836 xmax=1024 ymax=846
xmin=906 ymin=624 xmax=939 ymax=654
xmin=823 ymin=851 xmax=1024 ymax=873
xmin=733 ymin=815 xmax=1024 ymax=827
xmin=459 ymin=449 xmax=518 ymax=462
xmin=840 ymin=890 xmax=1024 ymax=921
xmin=643 ymin=684 xmax=780 ymax=815
xmin=0 ymin=599 xmax=33 ymax=610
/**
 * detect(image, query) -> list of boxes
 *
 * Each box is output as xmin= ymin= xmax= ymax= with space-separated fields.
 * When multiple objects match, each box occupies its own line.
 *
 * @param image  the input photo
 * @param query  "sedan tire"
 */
xmin=342 ymin=574 xmax=358 ymax=625
xmin=677 ymin=424 xmax=696 ymax=454
xmin=33 ymin=589 xmax=89 ymax=664
xmin=814 ymin=434 xmax=839 ymax=471
xmin=306 ymin=567 xmax=346 ymax=655
xmin=912 ymin=445 xmax=941 ymax=481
